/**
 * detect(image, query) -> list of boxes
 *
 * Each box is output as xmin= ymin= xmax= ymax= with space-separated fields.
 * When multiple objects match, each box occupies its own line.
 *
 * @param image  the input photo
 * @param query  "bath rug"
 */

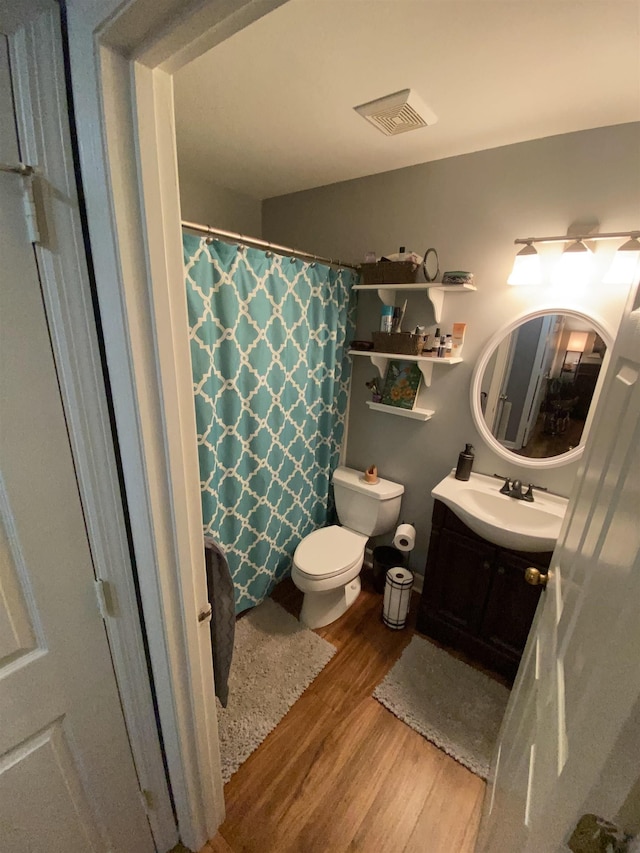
xmin=373 ymin=635 xmax=510 ymax=779
xmin=217 ymin=597 xmax=336 ymax=783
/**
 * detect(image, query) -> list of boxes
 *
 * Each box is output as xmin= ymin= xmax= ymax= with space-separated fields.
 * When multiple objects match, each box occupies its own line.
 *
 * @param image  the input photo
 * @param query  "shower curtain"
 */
xmin=184 ymin=233 xmax=357 ymax=613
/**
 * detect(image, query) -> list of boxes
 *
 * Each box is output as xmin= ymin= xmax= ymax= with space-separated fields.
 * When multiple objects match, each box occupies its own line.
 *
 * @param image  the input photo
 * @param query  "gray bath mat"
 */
xmin=217 ymin=597 xmax=336 ymax=783
xmin=373 ymin=635 xmax=510 ymax=779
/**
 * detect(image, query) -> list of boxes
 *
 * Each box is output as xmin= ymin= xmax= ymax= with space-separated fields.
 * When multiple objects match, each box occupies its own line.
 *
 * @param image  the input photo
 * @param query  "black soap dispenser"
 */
xmin=455 ymin=444 xmax=474 ymax=481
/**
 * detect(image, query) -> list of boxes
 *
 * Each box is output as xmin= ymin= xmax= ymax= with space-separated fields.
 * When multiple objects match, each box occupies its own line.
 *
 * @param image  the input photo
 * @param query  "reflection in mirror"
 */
xmin=480 ymin=314 xmax=606 ymax=459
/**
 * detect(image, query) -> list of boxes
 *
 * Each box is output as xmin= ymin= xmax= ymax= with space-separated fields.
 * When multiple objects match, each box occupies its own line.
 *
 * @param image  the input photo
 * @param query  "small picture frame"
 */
xmin=380 ymin=360 xmax=422 ymax=410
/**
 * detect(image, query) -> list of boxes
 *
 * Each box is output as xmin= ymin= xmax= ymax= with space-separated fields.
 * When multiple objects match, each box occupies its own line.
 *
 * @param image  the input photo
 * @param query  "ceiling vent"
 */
xmin=354 ymin=88 xmax=438 ymax=137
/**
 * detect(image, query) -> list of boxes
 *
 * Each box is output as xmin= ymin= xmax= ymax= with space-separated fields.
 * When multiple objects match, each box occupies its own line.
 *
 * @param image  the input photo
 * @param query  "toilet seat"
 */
xmin=293 ymin=525 xmax=367 ymax=580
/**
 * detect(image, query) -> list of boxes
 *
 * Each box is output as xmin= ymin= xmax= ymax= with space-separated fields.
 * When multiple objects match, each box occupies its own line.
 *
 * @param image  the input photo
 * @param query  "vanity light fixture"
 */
xmin=508 ymin=230 xmax=640 ymax=286
xmin=506 ymin=242 xmax=541 ymax=286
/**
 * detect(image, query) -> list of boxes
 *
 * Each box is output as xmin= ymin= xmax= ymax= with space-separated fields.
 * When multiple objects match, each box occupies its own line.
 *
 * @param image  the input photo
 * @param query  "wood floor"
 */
xmin=196 ymin=573 xmax=487 ymax=853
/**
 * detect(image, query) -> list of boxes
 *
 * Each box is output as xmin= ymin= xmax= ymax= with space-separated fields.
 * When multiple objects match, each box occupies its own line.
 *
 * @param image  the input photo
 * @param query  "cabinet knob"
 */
xmin=482 ymin=560 xmax=491 ymax=571
xmin=524 ymin=567 xmax=548 ymax=588
xmin=497 ymin=566 xmax=505 ymax=575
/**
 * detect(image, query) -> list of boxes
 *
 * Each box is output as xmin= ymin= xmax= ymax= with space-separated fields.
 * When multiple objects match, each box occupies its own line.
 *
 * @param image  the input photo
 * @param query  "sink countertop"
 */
xmin=431 ymin=470 xmax=569 ymax=553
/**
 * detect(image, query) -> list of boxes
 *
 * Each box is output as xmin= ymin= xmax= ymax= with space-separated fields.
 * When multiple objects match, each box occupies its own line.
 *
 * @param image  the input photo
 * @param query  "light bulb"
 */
xmin=603 ymin=236 xmax=640 ymax=284
xmin=551 ymin=240 xmax=592 ymax=290
xmin=507 ymin=243 xmax=541 ymax=285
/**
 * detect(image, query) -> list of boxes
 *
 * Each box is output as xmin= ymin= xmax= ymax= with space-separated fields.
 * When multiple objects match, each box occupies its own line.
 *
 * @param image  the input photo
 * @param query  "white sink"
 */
xmin=432 ymin=471 xmax=568 ymax=552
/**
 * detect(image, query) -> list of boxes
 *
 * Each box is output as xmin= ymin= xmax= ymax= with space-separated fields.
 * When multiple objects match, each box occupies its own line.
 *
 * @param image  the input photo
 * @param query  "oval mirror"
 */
xmin=471 ymin=309 xmax=612 ymax=469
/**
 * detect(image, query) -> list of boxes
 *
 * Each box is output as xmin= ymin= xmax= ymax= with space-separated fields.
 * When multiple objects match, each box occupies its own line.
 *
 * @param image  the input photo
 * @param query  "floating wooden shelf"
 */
xmin=352 ymin=281 xmax=476 ymax=323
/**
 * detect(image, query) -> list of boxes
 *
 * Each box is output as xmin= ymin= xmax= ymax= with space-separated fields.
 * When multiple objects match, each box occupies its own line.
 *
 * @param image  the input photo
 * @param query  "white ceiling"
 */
xmin=174 ymin=0 xmax=640 ymax=201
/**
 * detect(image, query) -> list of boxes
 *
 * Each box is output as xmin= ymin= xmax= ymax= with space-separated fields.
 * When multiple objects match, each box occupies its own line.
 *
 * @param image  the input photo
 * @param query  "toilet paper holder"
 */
xmin=393 ymin=522 xmax=416 ymax=553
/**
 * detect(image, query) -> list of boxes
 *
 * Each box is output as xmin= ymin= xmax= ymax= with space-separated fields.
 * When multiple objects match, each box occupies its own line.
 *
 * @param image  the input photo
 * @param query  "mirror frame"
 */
xmin=470 ymin=307 xmax=613 ymax=469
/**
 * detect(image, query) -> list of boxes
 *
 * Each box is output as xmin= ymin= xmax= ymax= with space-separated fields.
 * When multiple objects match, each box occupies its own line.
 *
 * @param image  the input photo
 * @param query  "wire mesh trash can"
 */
xmin=372 ymin=545 xmax=404 ymax=594
xmin=382 ymin=567 xmax=413 ymax=630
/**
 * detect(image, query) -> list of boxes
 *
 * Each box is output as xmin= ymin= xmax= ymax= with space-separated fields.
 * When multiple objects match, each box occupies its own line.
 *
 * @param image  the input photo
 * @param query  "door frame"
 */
xmin=1 ymin=2 xmax=178 ymax=848
xmin=65 ymin=1 xmax=288 ymax=849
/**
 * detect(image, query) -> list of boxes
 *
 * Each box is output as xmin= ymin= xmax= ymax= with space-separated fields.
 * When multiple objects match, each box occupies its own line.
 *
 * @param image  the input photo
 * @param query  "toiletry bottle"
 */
xmin=437 ymin=335 xmax=446 ymax=358
xmin=445 ymin=334 xmax=453 ymax=357
xmin=380 ymin=305 xmax=394 ymax=333
xmin=455 ymin=444 xmax=474 ymax=481
xmin=451 ymin=322 xmax=467 ymax=357
xmin=429 ymin=326 xmax=440 ymax=354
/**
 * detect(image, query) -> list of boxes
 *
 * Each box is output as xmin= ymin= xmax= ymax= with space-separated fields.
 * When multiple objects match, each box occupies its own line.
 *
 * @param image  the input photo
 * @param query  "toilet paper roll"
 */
xmin=393 ymin=523 xmax=416 ymax=553
xmin=383 ymin=566 xmax=414 ymax=630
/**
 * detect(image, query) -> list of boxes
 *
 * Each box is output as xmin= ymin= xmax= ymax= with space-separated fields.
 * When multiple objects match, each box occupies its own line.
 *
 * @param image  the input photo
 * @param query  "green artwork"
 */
xmin=380 ymin=360 xmax=422 ymax=410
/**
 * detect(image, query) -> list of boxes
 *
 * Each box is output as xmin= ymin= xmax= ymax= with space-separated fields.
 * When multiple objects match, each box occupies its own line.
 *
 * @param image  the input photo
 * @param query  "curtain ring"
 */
xmin=205 ymin=236 xmax=213 ymax=244
xmin=266 ymin=250 xmax=273 ymax=257
xmin=290 ymin=256 xmax=296 ymax=263
xmin=422 ymin=247 xmax=440 ymax=282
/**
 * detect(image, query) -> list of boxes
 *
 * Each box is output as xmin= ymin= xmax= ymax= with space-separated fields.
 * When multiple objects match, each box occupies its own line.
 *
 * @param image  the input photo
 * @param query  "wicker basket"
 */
xmin=372 ymin=332 xmax=425 ymax=355
xmin=360 ymin=261 xmax=418 ymax=285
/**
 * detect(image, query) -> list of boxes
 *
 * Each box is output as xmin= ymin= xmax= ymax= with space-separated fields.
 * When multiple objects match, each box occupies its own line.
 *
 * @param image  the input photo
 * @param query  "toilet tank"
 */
xmin=332 ymin=466 xmax=404 ymax=537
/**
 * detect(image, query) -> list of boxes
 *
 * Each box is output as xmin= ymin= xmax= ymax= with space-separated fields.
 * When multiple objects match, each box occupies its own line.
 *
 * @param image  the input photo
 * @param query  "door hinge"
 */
xmin=21 ymin=171 xmax=41 ymax=244
xmin=198 ymin=605 xmax=213 ymax=624
xmin=94 ymin=578 xmax=115 ymax=619
xmin=0 ymin=161 xmax=43 ymax=243
xmin=139 ymin=788 xmax=155 ymax=815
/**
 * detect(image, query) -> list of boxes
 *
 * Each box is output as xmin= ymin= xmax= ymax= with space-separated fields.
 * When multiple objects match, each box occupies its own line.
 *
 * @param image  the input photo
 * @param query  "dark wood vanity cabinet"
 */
xmin=416 ymin=500 xmax=551 ymax=682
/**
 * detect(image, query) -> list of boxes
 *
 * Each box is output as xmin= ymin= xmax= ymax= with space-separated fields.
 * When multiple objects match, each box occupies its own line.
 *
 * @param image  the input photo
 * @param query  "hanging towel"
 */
xmin=204 ymin=537 xmax=236 ymax=707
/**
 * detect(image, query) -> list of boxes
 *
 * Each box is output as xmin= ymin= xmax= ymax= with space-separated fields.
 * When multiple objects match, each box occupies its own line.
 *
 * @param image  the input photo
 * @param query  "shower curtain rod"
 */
xmin=181 ymin=219 xmax=358 ymax=271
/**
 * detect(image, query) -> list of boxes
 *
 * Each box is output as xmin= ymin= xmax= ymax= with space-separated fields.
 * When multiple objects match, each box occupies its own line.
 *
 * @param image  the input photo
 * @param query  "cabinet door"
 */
xmin=423 ymin=528 xmax=495 ymax=635
xmin=479 ymin=550 xmax=544 ymax=662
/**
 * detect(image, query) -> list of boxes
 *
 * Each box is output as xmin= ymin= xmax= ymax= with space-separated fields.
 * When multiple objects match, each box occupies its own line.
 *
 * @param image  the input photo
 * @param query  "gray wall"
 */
xmin=262 ymin=123 xmax=640 ymax=577
xmin=179 ymin=167 xmax=262 ymax=236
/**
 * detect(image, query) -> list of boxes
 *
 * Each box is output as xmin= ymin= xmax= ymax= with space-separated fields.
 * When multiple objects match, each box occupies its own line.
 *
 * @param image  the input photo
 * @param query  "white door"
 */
xmin=517 ymin=314 xmax=556 ymax=448
xmin=0 ymin=35 xmax=155 ymax=853
xmin=476 ymin=283 xmax=640 ymax=852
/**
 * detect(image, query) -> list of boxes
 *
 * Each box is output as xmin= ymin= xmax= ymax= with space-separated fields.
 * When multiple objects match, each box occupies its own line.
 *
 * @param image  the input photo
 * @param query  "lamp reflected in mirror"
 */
xmin=561 ymin=330 xmax=589 ymax=375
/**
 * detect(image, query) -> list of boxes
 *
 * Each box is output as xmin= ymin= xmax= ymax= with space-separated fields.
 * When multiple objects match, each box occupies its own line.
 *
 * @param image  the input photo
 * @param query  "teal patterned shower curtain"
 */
xmin=184 ymin=233 xmax=357 ymax=613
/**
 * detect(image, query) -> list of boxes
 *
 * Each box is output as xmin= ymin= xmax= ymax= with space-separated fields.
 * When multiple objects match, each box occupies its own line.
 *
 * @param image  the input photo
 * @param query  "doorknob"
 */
xmin=525 ymin=567 xmax=548 ymax=588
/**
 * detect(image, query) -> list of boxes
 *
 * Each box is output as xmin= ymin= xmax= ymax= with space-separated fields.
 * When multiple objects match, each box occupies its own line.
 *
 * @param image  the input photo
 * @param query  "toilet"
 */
xmin=292 ymin=465 xmax=404 ymax=629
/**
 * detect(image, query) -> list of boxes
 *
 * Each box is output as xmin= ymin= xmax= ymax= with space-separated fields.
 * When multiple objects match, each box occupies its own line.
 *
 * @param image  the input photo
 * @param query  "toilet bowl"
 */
xmin=292 ymin=466 xmax=404 ymax=629
xmin=292 ymin=525 xmax=368 ymax=628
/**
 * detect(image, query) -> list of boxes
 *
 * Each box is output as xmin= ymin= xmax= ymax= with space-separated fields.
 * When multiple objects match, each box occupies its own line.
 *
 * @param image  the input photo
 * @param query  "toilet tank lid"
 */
xmin=332 ymin=466 xmax=404 ymax=500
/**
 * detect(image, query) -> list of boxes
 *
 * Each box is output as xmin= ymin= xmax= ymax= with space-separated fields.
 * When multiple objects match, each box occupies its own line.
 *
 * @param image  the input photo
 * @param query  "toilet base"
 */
xmin=300 ymin=576 xmax=361 ymax=629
